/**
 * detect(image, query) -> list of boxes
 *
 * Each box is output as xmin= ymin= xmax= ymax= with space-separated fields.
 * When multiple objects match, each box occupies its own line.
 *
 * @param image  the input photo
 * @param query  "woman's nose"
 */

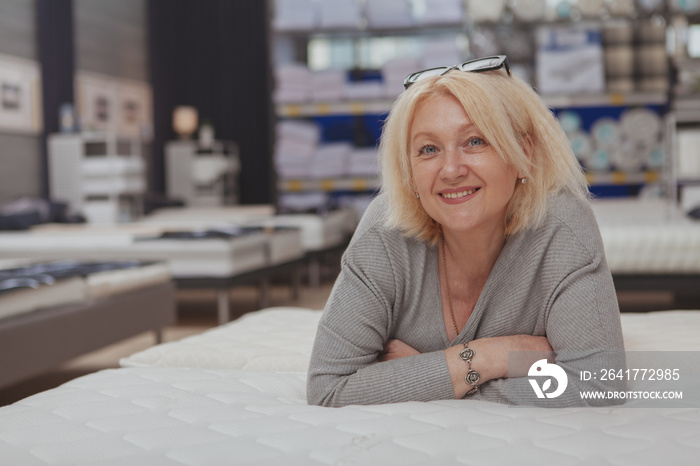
xmin=440 ymin=148 xmax=468 ymax=180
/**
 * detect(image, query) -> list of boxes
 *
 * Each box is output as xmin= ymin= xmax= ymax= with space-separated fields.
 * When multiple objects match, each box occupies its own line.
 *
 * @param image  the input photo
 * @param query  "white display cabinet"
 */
xmin=48 ymin=133 xmax=146 ymax=224
xmin=165 ymin=140 xmax=240 ymax=207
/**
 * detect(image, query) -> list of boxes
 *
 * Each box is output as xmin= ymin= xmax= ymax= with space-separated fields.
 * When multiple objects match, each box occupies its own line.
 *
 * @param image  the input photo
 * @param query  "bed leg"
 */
xmin=259 ymin=278 xmax=270 ymax=309
xmin=217 ymin=289 xmax=230 ymax=325
xmin=291 ymin=269 xmax=301 ymax=301
xmin=309 ymin=259 xmax=320 ymax=288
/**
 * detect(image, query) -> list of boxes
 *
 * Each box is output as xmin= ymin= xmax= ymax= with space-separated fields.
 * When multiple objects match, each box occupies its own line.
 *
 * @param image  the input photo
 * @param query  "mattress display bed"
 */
xmin=0 ymin=227 xmax=273 ymax=278
xmin=141 ymin=206 xmax=359 ymax=287
xmin=141 ymin=206 xmax=357 ymax=253
xmin=238 ymin=210 xmax=357 ymax=288
xmin=0 ymin=260 xmax=175 ymax=389
xmin=0 ymin=222 xmax=306 ymax=324
xmin=591 ymin=198 xmax=700 ymax=308
xmin=1 ymin=307 xmax=699 ymax=465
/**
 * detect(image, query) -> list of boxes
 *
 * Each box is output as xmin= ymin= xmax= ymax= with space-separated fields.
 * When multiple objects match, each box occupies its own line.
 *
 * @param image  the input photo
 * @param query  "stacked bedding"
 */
xmin=1 ymin=308 xmax=699 ymax=464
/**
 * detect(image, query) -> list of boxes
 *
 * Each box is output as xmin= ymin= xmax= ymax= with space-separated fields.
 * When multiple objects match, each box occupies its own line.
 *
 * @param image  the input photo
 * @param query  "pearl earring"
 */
xmin=415 ymin=192 xmax=420 ymax=199
xmin=520 ymin=178 xmax=527 ymax=184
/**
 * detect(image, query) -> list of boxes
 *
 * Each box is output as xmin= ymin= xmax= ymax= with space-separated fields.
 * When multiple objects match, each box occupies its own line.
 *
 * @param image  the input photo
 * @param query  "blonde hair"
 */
xmin=379 ymin=69 xmax=589 ymax=244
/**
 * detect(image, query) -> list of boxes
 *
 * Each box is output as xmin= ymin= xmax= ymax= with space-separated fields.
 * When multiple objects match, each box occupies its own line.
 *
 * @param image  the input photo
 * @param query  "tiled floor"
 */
xmin=0 ymin=282 xmax=678 ymax=407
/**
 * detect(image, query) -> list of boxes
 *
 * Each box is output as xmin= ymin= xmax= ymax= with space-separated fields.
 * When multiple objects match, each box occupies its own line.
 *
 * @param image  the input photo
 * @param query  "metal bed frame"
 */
xmin=613 ymin=274 xmax=700 ymax=310
xmin=175 ymin=257 xmax=307 ymax=324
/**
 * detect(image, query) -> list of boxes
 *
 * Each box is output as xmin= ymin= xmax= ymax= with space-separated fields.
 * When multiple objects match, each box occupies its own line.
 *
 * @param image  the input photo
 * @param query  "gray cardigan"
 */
xmin=308 ymin=190 xmax=625 ymax=407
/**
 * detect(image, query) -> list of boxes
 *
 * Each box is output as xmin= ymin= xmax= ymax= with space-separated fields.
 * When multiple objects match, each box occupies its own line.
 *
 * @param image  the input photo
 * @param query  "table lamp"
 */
xmin=173 ymin=106 xmax=198 ymax=139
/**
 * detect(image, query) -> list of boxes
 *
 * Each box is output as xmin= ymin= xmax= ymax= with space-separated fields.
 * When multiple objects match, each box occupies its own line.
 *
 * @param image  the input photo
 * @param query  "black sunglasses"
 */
xmin=403 ymin=55 xmax=512 ymax=89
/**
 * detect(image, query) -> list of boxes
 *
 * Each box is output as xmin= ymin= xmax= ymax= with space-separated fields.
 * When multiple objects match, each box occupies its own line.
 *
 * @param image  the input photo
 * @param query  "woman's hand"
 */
xmin=379 ymin=339 xmax=420 ymax=362
xmin=445 ymin=335 xmax=553 ymax=398
xmin=500 ymin=335 xmax=554 ymax=377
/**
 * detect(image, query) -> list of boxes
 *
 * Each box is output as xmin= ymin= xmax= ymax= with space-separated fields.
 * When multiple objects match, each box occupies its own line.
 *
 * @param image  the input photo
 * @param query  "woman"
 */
xmin=307 ymin=56 xmax=625 ymax=407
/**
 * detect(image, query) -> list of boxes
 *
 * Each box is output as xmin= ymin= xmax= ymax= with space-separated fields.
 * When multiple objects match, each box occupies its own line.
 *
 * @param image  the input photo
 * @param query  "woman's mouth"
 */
xmin=439 ymin=187 xmax=480 ymax=199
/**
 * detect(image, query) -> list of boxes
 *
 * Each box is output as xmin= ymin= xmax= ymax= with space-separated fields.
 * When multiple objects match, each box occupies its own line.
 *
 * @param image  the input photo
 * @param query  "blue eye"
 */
xmin=419 ymin=144 xmax=438 ymax=156
xmin=467 ymin=137 xmax=485 ymax=147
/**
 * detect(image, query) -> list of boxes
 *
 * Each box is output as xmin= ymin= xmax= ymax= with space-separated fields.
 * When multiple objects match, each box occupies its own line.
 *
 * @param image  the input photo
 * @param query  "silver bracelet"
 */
xmin=459 ymin=342 xmax=480 ymax=396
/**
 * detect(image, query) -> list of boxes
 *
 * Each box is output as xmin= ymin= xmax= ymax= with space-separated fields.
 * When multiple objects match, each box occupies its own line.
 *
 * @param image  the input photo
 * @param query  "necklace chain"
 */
xmin=441 ymin=234 xmax=461 ymax=338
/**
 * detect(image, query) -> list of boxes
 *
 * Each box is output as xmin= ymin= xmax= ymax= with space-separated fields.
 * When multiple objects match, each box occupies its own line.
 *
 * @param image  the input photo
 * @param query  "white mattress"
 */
xmin=591 ymin=198 xmax=700 ymax=274
xmin=141 ymin=207 xmax=309 ymax=264
xmin=0 ymin=276 xmax=86 ymax=321
xmin=261 ymin=228 xmax=305 ymax=265
xmin=131 ymin=234 xmax=270 ymax=277
xmin=142 ymin=206 xmax=358 ymax=252
xmin=140 ymin=205 xmax=276 ymax=225
xmin=84 ymin=263 xmax=172 ymax=299
xmin=0 ymin=262 xmax=171 ymax=321
xmin=0 ymin=231 xmax=270 ymax=278
xmin=0 ymin=258 xmax=35 ymax=269
xmin=121 ymin=307 xmax=321 ymax=372
xmin=2 ymin=308 xmax=700 ymax=464
xmin=121 ymin=308 xmax=700 ymax=373
xmin=11 ymin=218 xmax=307 ymax=271
xmin=241 ymin=209 xmax=358 ymax=251
xmin=621 ymin=310 xmax=700 ymax=351
xmin=0 ymin=366 xmax=699 ymax=465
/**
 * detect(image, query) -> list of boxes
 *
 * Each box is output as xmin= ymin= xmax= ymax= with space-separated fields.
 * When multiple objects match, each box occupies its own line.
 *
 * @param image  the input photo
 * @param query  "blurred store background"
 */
xmin=271 ymin=0 xmax=700 ymax=216
xmin=1 ymin=1 xmax=700 ymax=225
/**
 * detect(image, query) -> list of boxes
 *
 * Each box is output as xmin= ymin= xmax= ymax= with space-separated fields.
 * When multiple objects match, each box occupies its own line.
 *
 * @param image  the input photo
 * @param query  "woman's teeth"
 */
xmin=441 ymin=188 xmax=477 ymax=199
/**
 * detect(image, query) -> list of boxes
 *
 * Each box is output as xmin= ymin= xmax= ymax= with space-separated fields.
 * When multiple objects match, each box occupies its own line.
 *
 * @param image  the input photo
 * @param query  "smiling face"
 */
xmin=409 ymin=93 xmax=521 ymax=239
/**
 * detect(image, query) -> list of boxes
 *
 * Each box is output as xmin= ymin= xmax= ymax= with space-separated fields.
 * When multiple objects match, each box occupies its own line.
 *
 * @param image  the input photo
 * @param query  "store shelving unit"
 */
xmin=270 ymin=0 xmax=700 ymax=204
xmin=277 ymin=99 xmax=394 ymax=118
xmin=278 ymin=175 xmax=381 ymax=194
xmin=272 ymin=5 xmax=469 ymax=208
xmin=543 ymin=92 xmax=668 ymax=108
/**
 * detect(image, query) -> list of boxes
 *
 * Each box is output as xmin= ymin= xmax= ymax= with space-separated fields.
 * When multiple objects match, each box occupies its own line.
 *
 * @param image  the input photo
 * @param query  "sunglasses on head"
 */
xmin=403 ymin=55 xmax=512 ymax=89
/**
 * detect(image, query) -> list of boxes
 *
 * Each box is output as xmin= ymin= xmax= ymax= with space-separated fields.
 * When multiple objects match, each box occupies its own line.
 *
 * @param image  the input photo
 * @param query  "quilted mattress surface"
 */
xmin=1 ymin=366 xmax=699 ymax=465
xmin=121 ymin=308 xmax=700 ymax=372
xmin=121 ymin=308 xmax=320 ymax=372
xmin=3 ymin=308 xmax=700 ymax=464
xmin=590 ymin=198 xmax=700 ymax=273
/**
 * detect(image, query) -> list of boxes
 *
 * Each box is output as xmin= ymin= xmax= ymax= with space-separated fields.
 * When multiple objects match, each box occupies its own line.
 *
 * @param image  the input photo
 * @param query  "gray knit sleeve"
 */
xmin=307 ymin=230 xmax=454 ymax=407
xmin=477 ymin=261 xmax=625 ymax=406
xmin=475 ymin=207 xmax=626 ymax=407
